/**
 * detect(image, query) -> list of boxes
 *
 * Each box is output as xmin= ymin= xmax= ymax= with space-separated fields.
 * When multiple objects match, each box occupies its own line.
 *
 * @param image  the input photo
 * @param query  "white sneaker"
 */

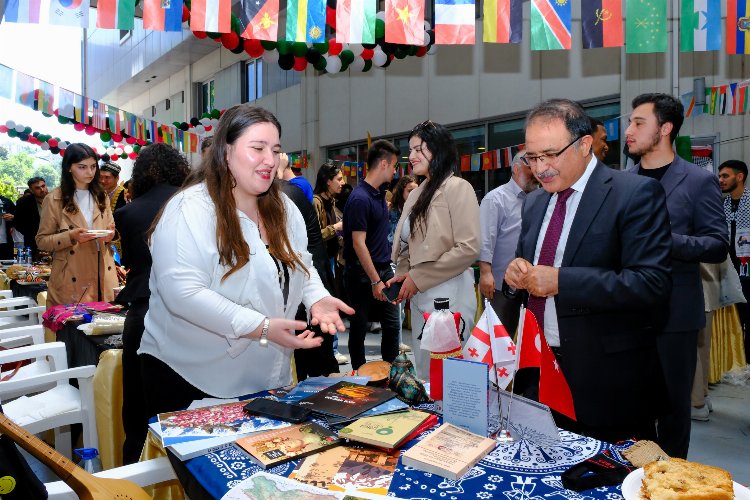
xmin=691 ymin=405 xmax=709 ymax=422
xmin=705 ymin=395 xmax=713 ymax=412
xmin=334 ymin=352 xmax=349 ymax=365
xmin=399 ymin=343 xmax=412 ymax=353
xmin=370 ymin=322 xmax=382 ymax=332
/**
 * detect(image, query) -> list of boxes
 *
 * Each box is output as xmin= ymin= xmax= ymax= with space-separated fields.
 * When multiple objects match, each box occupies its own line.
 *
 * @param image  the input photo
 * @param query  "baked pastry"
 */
xmin=641 ymin=458 xmax=733 ymax=499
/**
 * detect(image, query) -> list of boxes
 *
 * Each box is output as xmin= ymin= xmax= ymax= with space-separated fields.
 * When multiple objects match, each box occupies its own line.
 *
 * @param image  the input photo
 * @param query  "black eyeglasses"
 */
xmin=522 ymin=136 xmax=583 ymax=167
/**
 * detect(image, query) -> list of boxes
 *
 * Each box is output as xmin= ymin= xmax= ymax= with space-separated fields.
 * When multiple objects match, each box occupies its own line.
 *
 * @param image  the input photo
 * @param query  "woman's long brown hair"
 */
xmin=60 ymin=143 xmax=106 ymax=214
xmin=182 ymin=104 xmax=306 ymax=281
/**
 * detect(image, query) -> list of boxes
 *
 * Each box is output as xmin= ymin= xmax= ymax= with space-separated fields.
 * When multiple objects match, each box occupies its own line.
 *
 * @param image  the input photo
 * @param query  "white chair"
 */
xmin=0 ymin=332 xmax=65 ymax=398
xmin=0 ymin=342 xmax=98 ymax=459
xmin=0 ymin=324 xmax=46 ymax=349
xmin=0 ymin=296 xmax=46 ymax=329
xmin=0 ymin=289 xmax=13 ymax=299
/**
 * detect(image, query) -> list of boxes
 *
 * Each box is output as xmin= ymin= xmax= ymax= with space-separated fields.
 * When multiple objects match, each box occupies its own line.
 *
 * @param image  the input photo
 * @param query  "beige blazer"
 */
xmin=36 ymin=188 xmax=118 ymax=308
xmin=391 ymin=175 xmax=480 ymax=292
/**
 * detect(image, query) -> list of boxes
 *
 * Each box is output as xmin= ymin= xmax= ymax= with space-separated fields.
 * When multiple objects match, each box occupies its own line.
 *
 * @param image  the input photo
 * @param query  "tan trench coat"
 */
xmin=36 ymin=188 xmax=118 ymax=308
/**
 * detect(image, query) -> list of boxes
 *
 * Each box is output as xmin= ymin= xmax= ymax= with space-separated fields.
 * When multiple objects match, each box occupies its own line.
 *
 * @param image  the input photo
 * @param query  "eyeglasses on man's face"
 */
xmin=522 ymin=135 xmax=584 ymax=167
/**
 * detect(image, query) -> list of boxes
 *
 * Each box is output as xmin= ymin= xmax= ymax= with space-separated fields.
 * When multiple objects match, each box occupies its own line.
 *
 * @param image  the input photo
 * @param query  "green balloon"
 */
xmin=313 ymin=57 xmax=327 ymax=71
xmin=211 ymin=109 xmax=221 ymax=119
xmin=375 ymin=19 xmax=385 ymax=39
xmin=313 ymin=40 xmax=329 ymax=54
xmin=277 ymin=41 xmax=292 ymax=55
xmin=8 ymin=129 xmax=17 ymax=137
xmin=363 ymin=60 xmax=372 ymax=72
xmin=133 ymin=144 xmax=141 ymax=152
xmin=230 ymin=15 xmax=241 ymax=34
xmin=408 ymin=45 xmax=419 ymax=56
xmin=58 ymin=116 xmax=69 ymax=124
xmin=395 ymin=47 xmax=407 ymax=59
xmin=261 ymin=40 xmax=277 ymax=50
xmin=41 ymin=112 xmax=52 ymax=118
xmin=292 ymin=42 xmax=308 ymax=57
xmin=100 ymin=131 xmax=111 ymax=142
xmin=340 ymin=49 xmax=354 ymax=65
xmin=206 ymin=31 xmax=222 ymax=39
xmin=24 ymin=126 xmax=31 ymax=134
xmin=339 ymin=60 xmax=350 ymax=72
xmin=121 ymin=153 xmax=128 ymax=159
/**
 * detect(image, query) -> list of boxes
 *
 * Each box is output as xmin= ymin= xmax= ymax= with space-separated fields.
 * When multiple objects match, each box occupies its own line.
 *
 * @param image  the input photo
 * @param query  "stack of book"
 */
xmin=338 ymin=410 xmax=437 ymax=451
xmin=235 ymin=422 xmax=341 ymax=469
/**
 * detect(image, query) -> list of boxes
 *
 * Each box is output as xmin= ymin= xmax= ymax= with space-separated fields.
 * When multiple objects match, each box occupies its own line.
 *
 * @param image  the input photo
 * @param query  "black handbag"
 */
xmin=0 ymin=405 xmax=48 ymax=499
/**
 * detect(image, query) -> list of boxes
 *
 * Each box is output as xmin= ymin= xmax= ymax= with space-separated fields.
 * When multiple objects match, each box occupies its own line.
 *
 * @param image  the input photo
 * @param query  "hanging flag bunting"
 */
xmin=3 ymin=0 xmax=43 ymax=24
xmin=680 ymin=0 xmax=721 ymax=52
xmin=385 ymin=0 xmax=425 ymax=45
xmin=603 ymin=117 xmax=619 ymax=139
xmin=97 ymin=0 xmax=136 ymax=29
xmin=530 ymin=0 xmax=572 ymax=50
xmin=481 ymin=151 xmax=495 ymax=170
xmin=483 ymin=0 xmax=522 ymax=43
xmin=285 ymin=0 xmax=327 ymax=43
xmin=336 ymin=0 xmax=376 ymax=44
xmin=74 ymin=94 xmax=90 ymax=124
xmin=190 ymin=0 xmax=231 ymax=33
xmin=470 ymin=153 xmax=481 ymax=171
xmin=15 ymin=73 xmax=36 ymax=108
xmin=705 ymin=86 xmax=718 ymax=114
xmin=58 ymin=88 xmax=75 ymax=119
xmin=143 ymin=0 xmax=184 ymax=32
xmin=581 ymin=0 xmax=623 ymax=49
xmin=0 ymin=65 xmax=12 ymax=100
xmin=49 ymin=0 xmax=90 ymax=28
xmin=718 ymin=85 xmax=729 ymax=114
xmin=626 ymin=0 xmax=667 ymax=53
xmin=240 ymin=0 xmax=280 ymax=41
xmin=38 ymin=80 xmax=55 ymax=115
xmin=738 ymin=84 xmax=749 ymax=114
xmin=434 ymin=0 xmax=475 ymax=45
xmin=91 ymin=100 xmax=107 ymax=130
xmin=460 ymin=155 xmax=471 ymax=171
xmin=108 ymin=106 xmax=123 ymax=133
xmin=727 ymin=0 xmax=750 ymax=54
xmin=680 ymin=91 xmax=695 ymax=117
xmin=729 ymin=83 xmax=739 ymax=114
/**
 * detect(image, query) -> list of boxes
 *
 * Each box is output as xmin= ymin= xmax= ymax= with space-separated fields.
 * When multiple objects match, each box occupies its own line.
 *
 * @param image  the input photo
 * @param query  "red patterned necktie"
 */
xmin=527 ymin=188 xmax=575 ymax=327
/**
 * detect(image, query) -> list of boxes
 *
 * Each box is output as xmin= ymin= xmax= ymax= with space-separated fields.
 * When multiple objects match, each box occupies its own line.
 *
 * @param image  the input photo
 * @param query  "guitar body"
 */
xmin=0 ymin=414 xmax=151 ymax=500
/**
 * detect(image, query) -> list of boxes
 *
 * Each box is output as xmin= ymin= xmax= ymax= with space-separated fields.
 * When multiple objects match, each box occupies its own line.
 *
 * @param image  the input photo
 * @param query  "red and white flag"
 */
xmin=517 ymin=307 xmax=542 ymax=369
xmin=462 ymin=301 xmax=516 ymax=389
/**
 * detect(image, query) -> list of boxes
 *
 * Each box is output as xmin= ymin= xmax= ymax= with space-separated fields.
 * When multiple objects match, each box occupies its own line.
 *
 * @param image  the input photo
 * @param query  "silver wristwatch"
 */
xmin=259 ymin=317 xmax=270 ymax=347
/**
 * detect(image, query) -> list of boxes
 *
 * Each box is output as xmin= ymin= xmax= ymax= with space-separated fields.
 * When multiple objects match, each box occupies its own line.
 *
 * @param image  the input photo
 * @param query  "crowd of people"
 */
xmin=9 ymin=92 xmax=747 ymax=464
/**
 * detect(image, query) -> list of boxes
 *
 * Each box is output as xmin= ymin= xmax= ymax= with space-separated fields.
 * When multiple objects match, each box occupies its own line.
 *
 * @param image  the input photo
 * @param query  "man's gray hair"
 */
xmin=511 ymin=151 xmax=525 ymax=169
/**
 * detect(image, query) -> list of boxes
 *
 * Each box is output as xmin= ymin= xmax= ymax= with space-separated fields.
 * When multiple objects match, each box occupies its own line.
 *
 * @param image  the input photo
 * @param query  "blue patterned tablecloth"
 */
xmin=183 ymin=424 xmax=632 ymax=499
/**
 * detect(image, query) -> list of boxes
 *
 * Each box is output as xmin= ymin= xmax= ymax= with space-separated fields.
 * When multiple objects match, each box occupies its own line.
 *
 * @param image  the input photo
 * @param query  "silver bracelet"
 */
xmin=259 ymin=317 xmax=270 ymax=347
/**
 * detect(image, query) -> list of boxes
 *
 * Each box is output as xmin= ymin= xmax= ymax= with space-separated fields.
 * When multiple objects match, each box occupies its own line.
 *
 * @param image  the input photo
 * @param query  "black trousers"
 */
xmin=735 ymin=278 xmax=750 ymax=360
xmin=121 ymin=299 xmax=150 ymax=464
xmin=140 ymin=354 xmax=210 ymax=418
xmin=655 ymin=329 xmax=698 ymax=459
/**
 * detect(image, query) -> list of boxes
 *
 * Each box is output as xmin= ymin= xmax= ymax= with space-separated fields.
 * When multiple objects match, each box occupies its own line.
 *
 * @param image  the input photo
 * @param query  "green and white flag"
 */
xmin=626 ymin=0 xmax=667 ymax=53
xmin=680 ymin=0 xmax=721 ymax=51
xmin=336 ymin=0 xmax=376 ymax=43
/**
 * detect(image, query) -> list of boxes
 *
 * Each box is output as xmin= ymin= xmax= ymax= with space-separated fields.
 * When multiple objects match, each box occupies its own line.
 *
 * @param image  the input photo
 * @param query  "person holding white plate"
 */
xmin=37 ymin=143 xmax=118 ymax=308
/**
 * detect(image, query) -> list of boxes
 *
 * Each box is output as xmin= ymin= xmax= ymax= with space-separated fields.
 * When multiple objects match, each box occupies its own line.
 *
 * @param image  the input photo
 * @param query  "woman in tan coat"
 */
xmin=37 ymin=143 xmax=118 ymax=308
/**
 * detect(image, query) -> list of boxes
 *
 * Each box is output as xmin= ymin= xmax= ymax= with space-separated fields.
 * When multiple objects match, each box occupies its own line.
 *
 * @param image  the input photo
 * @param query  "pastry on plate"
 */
xmin=641 ymin=458 xmax=733 ymax=500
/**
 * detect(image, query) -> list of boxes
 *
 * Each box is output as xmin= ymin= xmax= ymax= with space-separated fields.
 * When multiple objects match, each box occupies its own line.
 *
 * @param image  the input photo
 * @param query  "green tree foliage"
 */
xmin=0 ymin=152 xmax=59 ymax=201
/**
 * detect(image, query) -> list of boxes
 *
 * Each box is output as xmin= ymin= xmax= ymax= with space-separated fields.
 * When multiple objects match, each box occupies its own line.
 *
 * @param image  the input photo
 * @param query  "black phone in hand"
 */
xmin=243 ymin=398 xmax=311 ymax=423
xmin=383 ymin=280 xmax=403 ymax=302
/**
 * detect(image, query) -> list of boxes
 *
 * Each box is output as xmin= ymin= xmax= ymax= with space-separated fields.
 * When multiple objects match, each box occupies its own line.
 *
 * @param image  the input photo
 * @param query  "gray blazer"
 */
xmin=627 ymin=155 xmax=728 ymax=331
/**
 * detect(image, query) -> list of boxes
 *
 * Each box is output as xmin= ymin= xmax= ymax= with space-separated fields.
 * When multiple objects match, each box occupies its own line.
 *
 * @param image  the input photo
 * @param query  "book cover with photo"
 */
xmin=235 ymin=422 xmax=341 ymax=469
xmin=296 ymin=381 xmax=396 ymax=419
xmin=338 ymin=410 xmax=432 ymax=450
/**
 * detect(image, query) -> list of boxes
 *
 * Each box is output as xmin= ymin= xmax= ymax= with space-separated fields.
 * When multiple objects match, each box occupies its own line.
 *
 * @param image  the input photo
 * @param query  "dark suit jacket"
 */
xmin=114 ymin=183 xmax=179 ymax=305
xmin=517 ymin=162 xmax=672 ymax=426
xmin=0 ymin=196 xmax=15 ymax=254
xmin=627 ymin=155 xmax=728 ymax=332
xmin=13 ymin=195 xmax=41 ymax=251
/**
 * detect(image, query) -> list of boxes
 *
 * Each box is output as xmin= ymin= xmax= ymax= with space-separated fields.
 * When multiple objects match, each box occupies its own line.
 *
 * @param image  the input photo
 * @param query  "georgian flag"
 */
xmin=462 ymin=301 xmax=516 ymax=389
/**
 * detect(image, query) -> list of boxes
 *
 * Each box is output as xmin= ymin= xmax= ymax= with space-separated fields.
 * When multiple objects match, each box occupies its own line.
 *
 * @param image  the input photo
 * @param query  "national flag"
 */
xmin=495 ymin=147 xmax=511 ymax=169
xmin=581 ymin=0 xmax=623 ymax=48
xmin=74 ymin=94 xmax=89 ymax=124
xmin=517 ymin=307 xmax=542 ymax=369
xmin=434 ymin=0 xmax=475 ymax=45
xmin=285 ymin=0 xmax=327 ymax=43
xmin=680 ymin=91 xmax=695 ymax=117
xmin=603 ymin=118 xmax=619 ymax=139
xmin=680 ymin=0 xmax=720 ymax=52
xmin=240 ymin=0 xmax=280 ymax=41
xmin=143 ymin=0 xmax=184 ymax=32
xmin=730 ymin=83 xmax=739 ymax=115
xmin=3 ymin=0 xmax=43 ymax=23
xmin=108 ymin=106 xmax=123 ymax=133
xmin=148 ymin=120 xmax=157 ymax=142
xmin=481 ymin=151 xmax=495 ymax=170
xmin=49 ymin=0 xmax=90 ymax=27
xmin=538 ymin=326 xmax=576 ymax=420
xmin=462 ymin=302 xmax=516 ymax=389
xmin=483 ymin=0 xmax=522 ymax=43
xmin=626 ymin=0 xmax=667 ymax=53
xmin=336 ymin=0 xmax=376 ymax=44
xmin=91 ymin=100 xmax=106 ymax=130
xmin=57 ymin=88 xmax=75 ymax=118
xmin=136 ymin=117 xmax=146 ymax=141
xmin=460 ymin=155 xmax=471 ymax=171
xmin=738 ymin=85 xmax=749 ymax=114
xmin=14 ymin=72 xmax=35 ymax=108
xmin=385 ymin=0 xmax=425 ymax=45
xmin=530 ymin=0 xmax=571 ymax=50
xmin=718 ymin=85 xmax=728 ymax=115
xmin=96 ymin=0 xmax=135 ymax=29
xmin=727 ymin=0 xmax=750 ymax=54
xmin=707 ymin=86 xmax=718 ymax=114
xmin=0 ymin=65 xmax=12 ymax=100
xmin=470 ymin=153 xmax=481 ymax=171
xmin=190 ymin=0 xmax=231 ymax=33
xmin=37 ymin=80 xmax=54 ymax=115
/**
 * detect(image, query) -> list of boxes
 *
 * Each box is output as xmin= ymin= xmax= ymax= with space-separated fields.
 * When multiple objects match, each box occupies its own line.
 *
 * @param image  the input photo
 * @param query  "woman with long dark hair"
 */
xmin=138 ymin=105 xmax=353 ymax=415
xmin=388 ymin=121 xmax=480 ymax=381
xmin=37 ymin=143 xmax=118 ymax=308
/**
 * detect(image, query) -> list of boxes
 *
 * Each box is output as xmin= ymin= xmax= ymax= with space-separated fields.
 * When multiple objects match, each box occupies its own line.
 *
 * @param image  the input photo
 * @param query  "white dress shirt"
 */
xmin=139 ymin=183 xmax=329 ymax=397
xmin=532 ymin=154 xmax=598 ymax=346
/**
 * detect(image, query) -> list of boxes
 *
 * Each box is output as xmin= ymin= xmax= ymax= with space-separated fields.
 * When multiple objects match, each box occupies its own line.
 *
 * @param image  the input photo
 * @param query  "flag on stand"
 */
xmin=336 ymin=0 xmax=376 ymax=44
xmin=286 ymin=0 xmax=327 ymax=43
xmin=517 ymin=307 xmax=542 ymax=369
xmin=462 ymin=302 xmax=516 ymax=389
xmin=143 ymin=0 xmax=184 ymax=32
xmin=385 ymin=0 xmax=425 ymax=45
xmin=434 ymin=0 xmax=475 ymax=45
xmin=530 ymin=0 xmax=572 ymax=50
xmin=581 ymin=0 xmax=623 ymax=48
xmin=727 ymin=0 xmax=750 ymax=54
xmin=483 ymin=0 xmax=522 ymax=43
xmin=49 ymin=0 xmax=90 ymax=27
xmin=91 ymin=100 xmax=107 ymax=130
xmin=625 ymin=0 xmax=667 ymax=53
xmin=680 ymin=0 xmax=720 ymax=52
xmin=240 ymin=0 xmax=280 ymax=41
xmin=97 ymin=0 xmax=135 ymax=29
xmin=3 ymin=0 xmax=43 ymax=23
xmin=190 ymin=0 xmax=232 ymax=33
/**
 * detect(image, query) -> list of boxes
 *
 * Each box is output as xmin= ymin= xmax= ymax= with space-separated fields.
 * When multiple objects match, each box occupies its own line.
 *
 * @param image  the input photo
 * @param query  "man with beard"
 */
xmin=718 ymin=159 xmax=750 ymax=358
xmin=625 ymin=93 xmax=727 ymax=458
xmin=13 ymin=177 xmax=48 ymax=259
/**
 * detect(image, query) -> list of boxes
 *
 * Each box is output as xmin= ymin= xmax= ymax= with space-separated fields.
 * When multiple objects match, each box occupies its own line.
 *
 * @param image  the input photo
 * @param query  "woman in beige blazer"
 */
xmin=388 ymin=121 xmax=480 ymax=380
xmin=37 ymin=143 xmax=118 ymax=308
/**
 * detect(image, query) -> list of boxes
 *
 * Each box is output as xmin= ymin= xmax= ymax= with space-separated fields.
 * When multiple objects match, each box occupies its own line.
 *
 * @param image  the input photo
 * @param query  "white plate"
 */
xmin=622 ymin=467 xmax=750 ymax=499
xmin=86 ymin=230 xmax=113 ymax=238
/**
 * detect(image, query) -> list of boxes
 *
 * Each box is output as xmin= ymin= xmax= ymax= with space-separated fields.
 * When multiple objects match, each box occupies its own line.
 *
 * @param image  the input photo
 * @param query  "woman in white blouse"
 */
xmin=139 ymin=105 xmax=354 ymax=415
xmin=37 ymin=143 xmax=118 ymax=308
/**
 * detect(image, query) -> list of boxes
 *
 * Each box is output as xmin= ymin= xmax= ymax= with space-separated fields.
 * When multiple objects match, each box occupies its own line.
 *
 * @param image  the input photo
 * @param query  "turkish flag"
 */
xmin=517 ymin=308 xmax=542 ymax=369
xmin=539 ymin=330 xmax=577 ymax=421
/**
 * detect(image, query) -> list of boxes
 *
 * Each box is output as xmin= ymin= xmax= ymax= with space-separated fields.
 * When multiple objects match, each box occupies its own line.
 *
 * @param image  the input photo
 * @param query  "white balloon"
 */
xmin=350 ymin=56 xmax=366 ymax=72
xmin=372 ymin=48 xmax=388 ymax=66
xmin=15 ymin=124 xmax=25 ymax=133
xmin=428 ymin=44 xmax=438 ymax=55
xmin=58 ymin=141 xmax=68 ymax=149
xmin=349 ymin=43 xmax=364 ymax=55
xmin=210 ymin=118 xmax=220 ymax=128
xmin=124 ymin=145 xmax=133 ymax=154
xmin=107 ymin=147 xmax=115 ymax=155
xmin=325 ymin=55 xmax=342 ymax=74
xmin=263 ymin=50 xmax=279 ymax=64
xmin=376 ymin=10 xmax=385 ymax=20
xmin=5 ymin=120 xmax=15 ymax=129
xmin=114 ymin=147 xmax=123 ymax=155
xmin=424 ymin=31 xmax=431 ymax=46
xmin=199 ymin=117 xmax=211 ymax=126
xmin=423 ymin=20 xmax=431 ymax=30
xmin=40 ymin=142 xmax=50 ymax=151
xmin=194 ymin=125 xmax=206 ymax=135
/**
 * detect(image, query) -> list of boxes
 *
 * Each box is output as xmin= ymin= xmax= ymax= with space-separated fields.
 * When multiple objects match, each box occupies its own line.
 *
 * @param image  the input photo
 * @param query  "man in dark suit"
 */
xmin=625 ymin=93 xmax=728 ymax=458
xmin=13 ymin=177 xmax=48 ymax=259
xmin=506 ymin=99 xmax=673 ymax=444
xmin=0 ymin=195 xmax=16 ymax=260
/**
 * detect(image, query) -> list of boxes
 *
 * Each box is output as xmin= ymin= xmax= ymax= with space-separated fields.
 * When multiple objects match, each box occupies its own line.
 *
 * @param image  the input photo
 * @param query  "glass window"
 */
xmin=487 ymin=117 xmax=525 ymax=193
xmin=256 ymin=60 xmax=263 ymax=99
xmin=584 ymin=101 xmax=621 ymax=169
xmin=202 ymin=80 xmax=215 ymax=114
xmin=246 ymin=62 xmax=257 ymax=102
xmin=450 ymin=125 xmax=485 ymax=201
xmin=327 ymin=145 xmax=358 ymax=163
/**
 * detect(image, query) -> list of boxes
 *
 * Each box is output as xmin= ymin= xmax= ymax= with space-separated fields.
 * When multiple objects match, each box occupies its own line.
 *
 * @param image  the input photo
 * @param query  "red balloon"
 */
xmin=326 ymin=6 xmax=336 ymax=29
xmin=73 ymin=122 xmax=85 ymax=131
xmin=244 ymin=38 xmax=264 ymax=59
xmin=182 ymin=4 xmax=189 ymax=22
xmin=0 ymin=126 xmax=8 ymax=133
xmin=126 ymin=136 xmax=136 ymax=144
xmin=129 ymin=152 xmax=137 ymax=159
xmin=293 ymin=56 xmax=308 ymax=72
xmin=328 ymin=41 xmax=342 ymax=56
xmin=92 ymin=147 xmax=98 ymax=153
xmin=85 ymin=125 xmax=96 ymax=135
xmin=53 ymin=109 xmax=59 ymax=116
xmin=205 ymin=125 xmax=212 ymax=132
xmin=48 ymin=138 xmax=58 ymax=147
xmin=361 ymin=48 xmax=374 ymax=60
xmin=416 ymin=46 xmax=428 ymax=57
xmin=137 ymin=139 xmax=147 ymax=146
xmin=221 ymin=32 xmax=240 ymax=50
xmin=112 ymin=134 xmax=122 ymax=142
xmin=59 ymin=150 xmax=65 ymax=156
xmin=193 ymin=30 xmax=207 ymax=39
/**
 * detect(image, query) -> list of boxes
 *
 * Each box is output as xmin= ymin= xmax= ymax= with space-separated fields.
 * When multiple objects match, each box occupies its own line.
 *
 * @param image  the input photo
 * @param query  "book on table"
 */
xmin=296 ymin=381 xmax=396 ymax=419
xmin=401 ymin=423 xmax=497 ymax=480
xmin=338 ymin=410 xmax=433 ymax=450
xmin=234 ymin=421 xmax=341 ymax=469
xmin=324 ymin=397 xmax=409 ymax=427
